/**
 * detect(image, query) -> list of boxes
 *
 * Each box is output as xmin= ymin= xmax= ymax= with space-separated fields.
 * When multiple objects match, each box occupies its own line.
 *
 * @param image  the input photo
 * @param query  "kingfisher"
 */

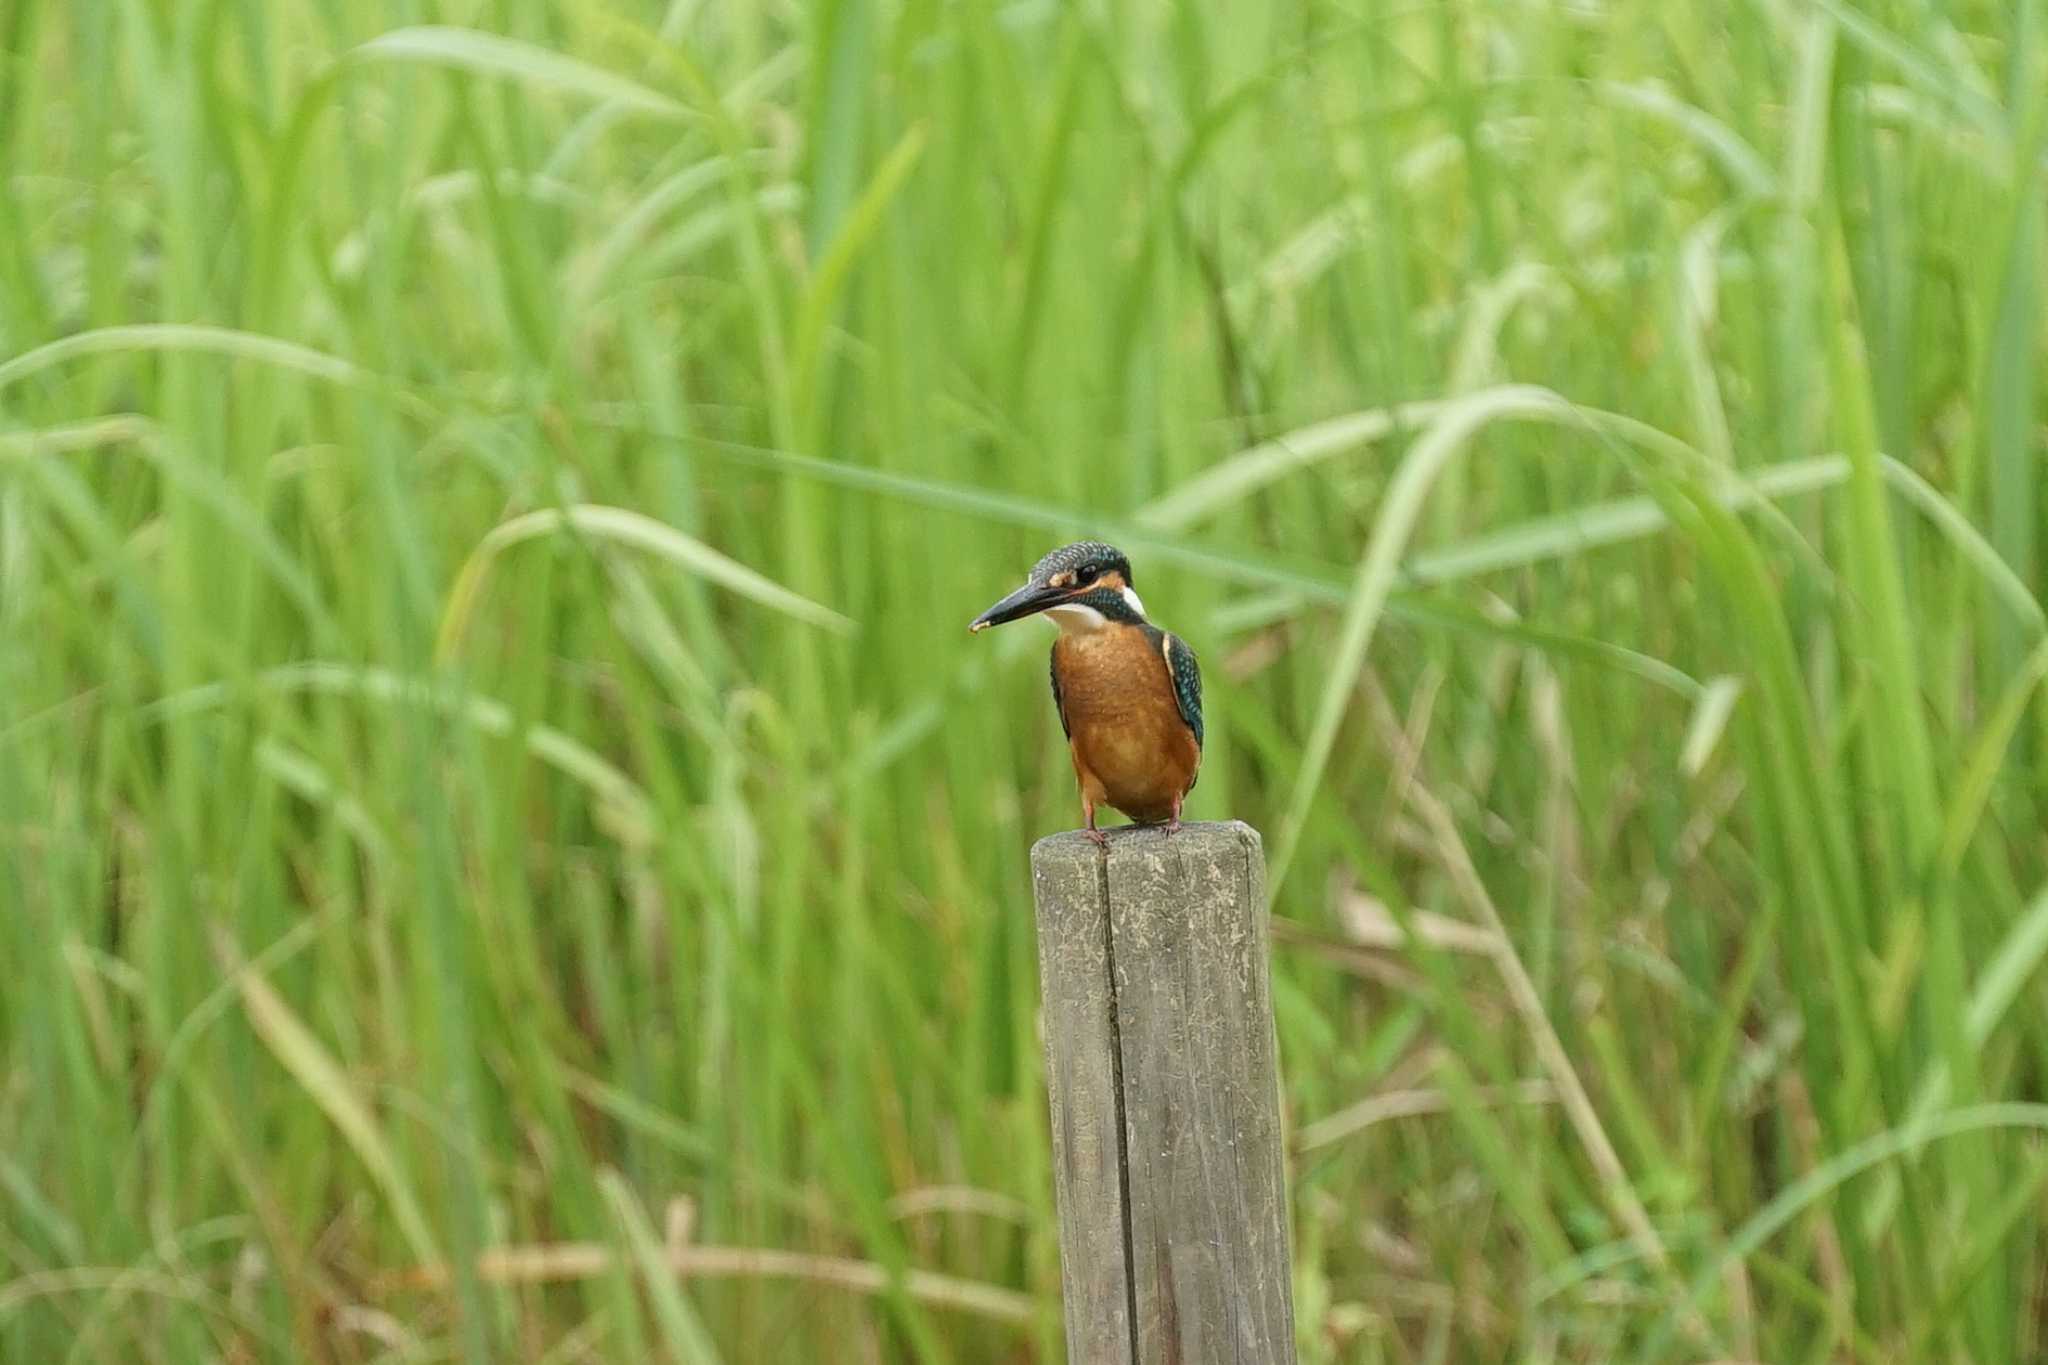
xmin=970 ymin=541 xmax=1203 ymax=846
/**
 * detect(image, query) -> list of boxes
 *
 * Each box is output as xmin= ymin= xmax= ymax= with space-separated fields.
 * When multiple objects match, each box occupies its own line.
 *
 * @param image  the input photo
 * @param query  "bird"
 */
xmin=969 ymin=541 xmax=1202 ymax=847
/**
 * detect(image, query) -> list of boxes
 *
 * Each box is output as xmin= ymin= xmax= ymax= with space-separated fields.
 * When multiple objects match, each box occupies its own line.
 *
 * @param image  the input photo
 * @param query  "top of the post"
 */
xmin=1030 ymin=820 xmax=1262 ymax=872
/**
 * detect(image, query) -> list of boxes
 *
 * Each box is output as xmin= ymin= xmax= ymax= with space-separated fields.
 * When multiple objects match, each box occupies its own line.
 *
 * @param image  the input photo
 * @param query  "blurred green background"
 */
xmin=4 ymin=1 xmax=2047 ymax=1360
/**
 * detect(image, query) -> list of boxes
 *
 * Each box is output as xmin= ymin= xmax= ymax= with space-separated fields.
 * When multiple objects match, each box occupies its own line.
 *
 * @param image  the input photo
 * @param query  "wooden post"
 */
xmin=1030 ymin=820 xmax=1297 ymax=1365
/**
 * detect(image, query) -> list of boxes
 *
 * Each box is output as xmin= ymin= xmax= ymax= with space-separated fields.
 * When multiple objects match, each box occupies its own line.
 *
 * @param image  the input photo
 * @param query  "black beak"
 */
xmin=970 ymin=581 xmax=1065 ymax=632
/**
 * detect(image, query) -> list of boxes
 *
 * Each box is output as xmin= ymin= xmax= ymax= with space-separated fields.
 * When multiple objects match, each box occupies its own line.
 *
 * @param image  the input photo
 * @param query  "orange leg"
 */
xmin=1072 ymin=745 xmax=1111 ymax=849
xmin=1168 ymin=789 xmax=1183 ymax=837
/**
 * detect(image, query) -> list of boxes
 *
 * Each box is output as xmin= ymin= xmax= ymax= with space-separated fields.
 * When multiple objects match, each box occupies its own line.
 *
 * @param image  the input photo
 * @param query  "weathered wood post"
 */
xmin=1030 ymin=820 xmax=1296 ymax=1365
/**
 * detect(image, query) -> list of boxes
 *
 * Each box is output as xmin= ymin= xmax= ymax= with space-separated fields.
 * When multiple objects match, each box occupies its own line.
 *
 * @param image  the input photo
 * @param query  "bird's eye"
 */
xmin=1078 ymin=563 xmax=1098 ymax=581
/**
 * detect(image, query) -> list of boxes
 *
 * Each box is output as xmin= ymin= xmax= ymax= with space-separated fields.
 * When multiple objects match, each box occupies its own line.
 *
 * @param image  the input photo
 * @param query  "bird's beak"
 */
xmin=969 ymin=581 xmax=1065 ymax=633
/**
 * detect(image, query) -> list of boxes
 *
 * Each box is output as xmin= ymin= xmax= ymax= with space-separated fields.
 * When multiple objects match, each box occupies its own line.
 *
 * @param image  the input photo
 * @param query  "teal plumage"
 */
xmin=1049 ymin=650 xmax=1069 ymax=738
xmin=1143 ymin=624 xmax=1204 ymax=752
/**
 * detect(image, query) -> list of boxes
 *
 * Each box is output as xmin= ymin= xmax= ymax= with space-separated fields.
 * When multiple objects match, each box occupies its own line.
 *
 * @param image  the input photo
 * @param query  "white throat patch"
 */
xmin=1042 ymin=585 xmax=1146 ymax=634
xmin=1045 ymin=602 xmax=1108 ymax=634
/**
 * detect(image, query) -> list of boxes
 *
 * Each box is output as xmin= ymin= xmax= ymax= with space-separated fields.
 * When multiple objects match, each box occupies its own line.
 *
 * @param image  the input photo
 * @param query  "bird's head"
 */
xmin=970 ymin=541 xmax=1147 ymax=635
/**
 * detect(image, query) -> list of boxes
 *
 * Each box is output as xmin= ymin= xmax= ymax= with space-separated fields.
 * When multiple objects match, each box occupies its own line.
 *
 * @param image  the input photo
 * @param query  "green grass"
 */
xmin=2 ymin=1 xmax=2045 ymax=1360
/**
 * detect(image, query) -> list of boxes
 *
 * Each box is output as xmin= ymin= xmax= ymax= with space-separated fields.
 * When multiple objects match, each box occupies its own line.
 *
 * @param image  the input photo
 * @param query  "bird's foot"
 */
xmin=1166 ymin=816 xmax=1181 ymax=837
xmin=1084 ymin=827 xmax=1110 ymax=850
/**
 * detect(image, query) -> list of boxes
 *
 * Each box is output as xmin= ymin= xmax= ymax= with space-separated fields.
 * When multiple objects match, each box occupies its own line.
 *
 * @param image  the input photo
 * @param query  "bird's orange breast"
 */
xmin=1053 ymin=625 xmax=1200 ymax=823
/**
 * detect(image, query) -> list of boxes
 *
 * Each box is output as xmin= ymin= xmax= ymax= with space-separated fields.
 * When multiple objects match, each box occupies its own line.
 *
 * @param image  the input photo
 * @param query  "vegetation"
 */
xmin=3 ymin=1 xmax=2045 ymax=1360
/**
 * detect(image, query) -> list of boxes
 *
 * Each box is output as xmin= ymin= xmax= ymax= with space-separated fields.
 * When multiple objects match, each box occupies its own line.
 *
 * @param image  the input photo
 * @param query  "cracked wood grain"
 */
xmin=1031 ymin=821 xmax=1297 ymax=1365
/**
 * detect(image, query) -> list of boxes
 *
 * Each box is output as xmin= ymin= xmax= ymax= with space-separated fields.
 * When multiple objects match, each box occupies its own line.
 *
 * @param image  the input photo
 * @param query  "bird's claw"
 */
xmin=1084 ymin=827 xmax=1110 ymax=850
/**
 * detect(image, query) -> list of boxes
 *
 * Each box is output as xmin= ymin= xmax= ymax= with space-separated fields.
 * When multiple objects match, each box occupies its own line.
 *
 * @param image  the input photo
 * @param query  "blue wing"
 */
xmin=1048 ymin=645 xmax=1071 ymax=739
xmin=1146 ymin=627 xmax=1203 ymax=750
